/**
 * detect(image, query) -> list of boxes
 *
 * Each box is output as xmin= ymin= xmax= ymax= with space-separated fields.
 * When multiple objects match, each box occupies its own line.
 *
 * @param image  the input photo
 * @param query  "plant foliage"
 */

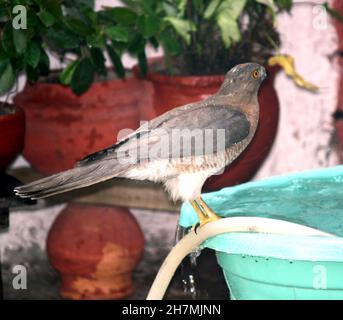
xmin=123 ymin=0 xmax=293 ymax=75
xmin=0 ymin=0 xmax=147 ymax=95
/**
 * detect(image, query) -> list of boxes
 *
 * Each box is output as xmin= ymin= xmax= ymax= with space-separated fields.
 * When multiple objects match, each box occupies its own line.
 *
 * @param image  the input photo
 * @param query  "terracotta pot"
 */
xmin=333 ymin=1 xmax=343 ymax=161
xmin=134 ymin=59 xmax=280 ymax=190
xmin=0 ymin=103 xmax=25 ymax=171
xmin=14 ymin=75 xmax=153 ymax=175
xmin=47 ymin=203 xmax=145 ymax=300
xmin=334 ymin=1 xmax=343 ymax=50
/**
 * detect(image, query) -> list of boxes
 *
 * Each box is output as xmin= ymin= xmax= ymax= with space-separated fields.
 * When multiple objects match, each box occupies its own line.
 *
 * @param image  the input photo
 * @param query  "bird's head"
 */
xmin=218 ymin=63 xmax=267 ymax=102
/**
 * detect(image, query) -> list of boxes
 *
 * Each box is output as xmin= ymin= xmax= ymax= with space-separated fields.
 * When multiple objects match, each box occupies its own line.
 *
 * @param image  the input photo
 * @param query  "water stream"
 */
xmin=174 ymin=225 xmax=208 ymax=299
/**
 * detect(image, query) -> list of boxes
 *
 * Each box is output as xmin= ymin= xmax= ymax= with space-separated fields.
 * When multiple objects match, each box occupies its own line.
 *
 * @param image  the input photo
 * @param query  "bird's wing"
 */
xmin=15 ymin=103 xmax=250 ymax=199
xmin=78 ymin=102 xmax=250 ymax=166
xmin=76 ymin=102 xmax=199 ymax=165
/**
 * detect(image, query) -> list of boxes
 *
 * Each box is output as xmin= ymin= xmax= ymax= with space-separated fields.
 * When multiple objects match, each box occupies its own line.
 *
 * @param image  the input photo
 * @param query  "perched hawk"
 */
xmin=15 ymin=63 xmax=266 ymax=225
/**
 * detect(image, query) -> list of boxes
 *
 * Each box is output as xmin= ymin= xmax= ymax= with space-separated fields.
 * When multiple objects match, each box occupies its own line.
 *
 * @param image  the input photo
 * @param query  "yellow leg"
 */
xmin=190 ymin=200 xmax=207 ymax=223
xmin=190 ymin=196 xmax=221 ymax=227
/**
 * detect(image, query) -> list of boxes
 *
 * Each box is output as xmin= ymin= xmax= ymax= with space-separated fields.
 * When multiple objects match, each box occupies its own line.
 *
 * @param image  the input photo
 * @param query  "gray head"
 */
xmin=218 ymin=63 xmax=267 ymax=101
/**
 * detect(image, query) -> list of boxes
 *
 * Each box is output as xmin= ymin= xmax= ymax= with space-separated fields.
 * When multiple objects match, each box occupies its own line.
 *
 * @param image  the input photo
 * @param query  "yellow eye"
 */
xmin=252 ymin=69 xmax=260 ymax=79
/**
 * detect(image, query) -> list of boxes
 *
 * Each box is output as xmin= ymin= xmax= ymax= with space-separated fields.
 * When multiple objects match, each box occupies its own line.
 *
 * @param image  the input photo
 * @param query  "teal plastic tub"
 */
xmin=179 ymin=166 xmax=343 ymax=300
xmin=214 ymin=233 xmax=343 ymax=300
xmin=217 ymin=254 xmax=343 ymax=300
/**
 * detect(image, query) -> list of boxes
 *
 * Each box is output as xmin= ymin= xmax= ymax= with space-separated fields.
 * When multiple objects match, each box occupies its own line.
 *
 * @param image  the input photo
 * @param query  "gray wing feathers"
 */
xmin=114 ymin=106 xmax=250 ymax=161
xmin=79 ymin=105 xmax=250 ymax=165
xmin=15 ymin=103 xmax=250 ymax=199
xmin=14 ymin=161 xmax=130 ymax=199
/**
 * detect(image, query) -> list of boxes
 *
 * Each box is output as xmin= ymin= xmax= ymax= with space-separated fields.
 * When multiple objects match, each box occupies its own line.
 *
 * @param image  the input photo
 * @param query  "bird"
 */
xmin=14 ymin=63 xmax=266 ymax=226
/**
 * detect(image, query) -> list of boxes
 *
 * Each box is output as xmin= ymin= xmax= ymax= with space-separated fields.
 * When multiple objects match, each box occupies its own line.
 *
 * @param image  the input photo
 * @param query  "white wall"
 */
xmin=256 ymin=0 xmax=340 ymax=179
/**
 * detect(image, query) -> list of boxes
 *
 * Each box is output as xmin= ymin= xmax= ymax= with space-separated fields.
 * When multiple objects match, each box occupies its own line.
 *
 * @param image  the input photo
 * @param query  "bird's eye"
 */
xmin=252 ymin=69 xmax=260 ymax=79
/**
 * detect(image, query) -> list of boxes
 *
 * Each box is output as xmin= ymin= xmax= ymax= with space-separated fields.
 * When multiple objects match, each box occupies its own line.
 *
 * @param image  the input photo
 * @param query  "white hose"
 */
xmin=146 ymin=216 xmax=333 ymax=300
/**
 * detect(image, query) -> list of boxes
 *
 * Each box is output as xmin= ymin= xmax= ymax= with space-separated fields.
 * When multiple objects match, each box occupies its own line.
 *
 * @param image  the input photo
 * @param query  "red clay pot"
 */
xmin=14 ymin=75 xmax=153 ymax=175
xmin=47 ymin=203 xmax=145 ymax=300
xmin=0 ymin=103 xmax=25 ymax=171
xmin=334 ymin=1 xmax=343 ymax=50
xmin=333 ymin=1 xmax=343 ymax=161
xmin=134 ymin=59 xmax=280 ymax=190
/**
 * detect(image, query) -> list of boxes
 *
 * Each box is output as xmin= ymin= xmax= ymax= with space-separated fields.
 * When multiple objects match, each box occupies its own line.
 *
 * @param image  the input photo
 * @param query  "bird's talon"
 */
xmin=194 ymin=222 xmax=201 ymax=234
xmin=193 ymin=215 xmax=221 ymax=234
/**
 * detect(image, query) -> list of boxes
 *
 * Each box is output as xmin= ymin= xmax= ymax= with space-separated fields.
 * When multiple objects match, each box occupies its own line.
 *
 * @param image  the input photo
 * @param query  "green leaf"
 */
xmin=256 ymin=0 xmax=277 ymax=12
xmin=217 ymin=13 xmax=240 ymax=48
xmin=87 ymin=33 xmax=106 ymax=48
xmin=45 ymin=26 xmax=81 ymax=49
xmin=0 ymin=46 xmax=7 ymax=61
xmin=127 ymin=34 xmax=146 ymax=54
xmin=27 ymin=9 xmax=41 ymax=29
xmin=90 ymin=47 xmax=107 ymax=76
xmin=149 ymin=36 xmax=159 ymax=49
xmin=12 ymin=55 xmax=25 ymax=72
xmin=192 ymin=0 xmax=205 ymax=13
xmin=159 ymin=31 xmax=181 ymax=55
xmin=80 ymin=5 xmax=98 ymax=26
xmin=137 ymin=50 xmax=147 ymax=76
xmin=176 ymin=0 xmax=187 ymax=16
xmin=38 ymin=10 xmax=56 ymax=27
xmin=13 ymin=29 xmax=27 ymax=55
xmin=0 ymin=60 xmax=15 ymax=95
xmin=26 ymin=65 xmax=39 ymax=83
xmin=101 ymin=7 xmax=137 ymax=25
xmin=64 ymin=0 xmax=95 ymax=9
xmin=45 ymin=0 xmax=63 ymax=17
xmin=106 ymin=45 xmax=125 ymax=79
xmin=215 ymin=0 xmax=246 ymax=48
xmin=71 ymin=58 xmax=95 ymax=95
xmin=38 ymin=49 xmax=50 ymax=75
xmin=164 ymin=17 xmax=196 ymax=44
xmin=25 ymin=41 xmax=41 ymax=68
xmin=32 ymin=0 xmax=44 ymax=5
xmin=217 ymin=0 xmax=247 ymax=20
xmin=64 ymin=17 xmax=94 ymax=36
xmin=133 ymin=0 xmax=156 ymax=15
xmin=204 ymin=0 xmax=221 ymax=19
xmin=1 ymin=22 xmax=16 ymax=57
xmin=60 ymin=60 xmax=79 ymax=85
xmin=0 ymin=7 xmax=7 ymax=19
xmin=105 ymin=26 xmax=129 ymax=42
xmin=120 ymin=0 xmax=141 ymax=12
xmin=162 ymin=3 xmax=177 ymax=17
xmin=137 ymin=15 xmax=161 ymax=38
xmin=111 ymin=41 xmax=128 ymax=55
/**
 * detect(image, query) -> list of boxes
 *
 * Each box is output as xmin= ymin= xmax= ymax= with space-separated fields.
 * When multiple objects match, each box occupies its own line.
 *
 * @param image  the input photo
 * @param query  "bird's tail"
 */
xmin=14 ymin=161 xmax=129 ymax=199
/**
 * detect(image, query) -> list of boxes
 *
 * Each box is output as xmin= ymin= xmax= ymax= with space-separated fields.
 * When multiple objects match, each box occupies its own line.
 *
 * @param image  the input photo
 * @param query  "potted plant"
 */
xmin=0 ymin=0 xmax=152 ymax=174
xmin=126 ymin=0 xmax=293 ymax=190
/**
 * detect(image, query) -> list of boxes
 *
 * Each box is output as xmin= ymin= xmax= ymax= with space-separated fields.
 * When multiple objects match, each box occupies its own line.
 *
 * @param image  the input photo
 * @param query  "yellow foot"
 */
xmin=190 ymin=196 xmax=221 ymax=232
